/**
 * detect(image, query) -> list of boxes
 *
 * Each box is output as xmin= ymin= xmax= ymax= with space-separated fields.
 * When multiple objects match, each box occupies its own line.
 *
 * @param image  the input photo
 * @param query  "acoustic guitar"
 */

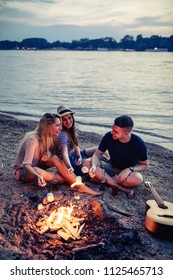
xmin=145 ymin=181 xmax=173 ymax=239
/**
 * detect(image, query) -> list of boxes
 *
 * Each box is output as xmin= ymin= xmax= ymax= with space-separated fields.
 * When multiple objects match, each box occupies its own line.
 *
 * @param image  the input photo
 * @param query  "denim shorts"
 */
xmin=100 ymin=160 xmax=122 ymax=177
xmin=69 ymin=149 xmax=88 ymax=176
xmin=13 ymin=167 xmax=28 ymax=182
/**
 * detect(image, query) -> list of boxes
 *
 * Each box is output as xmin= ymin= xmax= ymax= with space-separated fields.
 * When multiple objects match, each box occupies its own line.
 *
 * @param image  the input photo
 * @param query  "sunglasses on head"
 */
xmin=42 ymin=113 xmax=60 ymax=119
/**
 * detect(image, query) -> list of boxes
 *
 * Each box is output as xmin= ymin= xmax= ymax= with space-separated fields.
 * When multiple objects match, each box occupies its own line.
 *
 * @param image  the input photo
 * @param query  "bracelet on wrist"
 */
xmin=129 ymin=166 xmax=134 ymax=172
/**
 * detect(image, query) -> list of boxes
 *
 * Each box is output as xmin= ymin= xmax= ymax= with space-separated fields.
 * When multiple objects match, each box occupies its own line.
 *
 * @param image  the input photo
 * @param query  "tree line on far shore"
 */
xmin=0 ymin=34 xmax=173 ymax=51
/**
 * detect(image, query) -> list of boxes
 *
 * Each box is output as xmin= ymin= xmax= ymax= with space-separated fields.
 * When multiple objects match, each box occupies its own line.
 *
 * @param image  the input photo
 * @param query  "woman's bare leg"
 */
xmin=45 ymin=155 xmax=100 ymax=195
xmin=34 ymin=167 xmax=65 ymax=183
xmin=85 ymin=147 xmax=110 ymax=160
xmin=85 ymin=147 xmax=97 ymax=157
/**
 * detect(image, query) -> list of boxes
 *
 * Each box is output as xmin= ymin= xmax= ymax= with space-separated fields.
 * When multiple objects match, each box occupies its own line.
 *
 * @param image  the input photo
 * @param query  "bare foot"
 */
xmin=75 ymin=184 xmax=100 ymax=195
xmin=114 ymin=183 xmax=134 ymax=198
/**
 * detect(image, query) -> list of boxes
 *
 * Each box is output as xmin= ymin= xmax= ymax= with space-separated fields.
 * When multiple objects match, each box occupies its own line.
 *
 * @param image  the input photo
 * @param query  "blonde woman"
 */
xmin=13 ymin=113 xmax=99 ymax=195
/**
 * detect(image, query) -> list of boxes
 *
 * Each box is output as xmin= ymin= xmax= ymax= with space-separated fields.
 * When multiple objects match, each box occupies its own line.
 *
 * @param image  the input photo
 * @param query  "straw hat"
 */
xmin=57 ymin=105 xmax=75 ymax=117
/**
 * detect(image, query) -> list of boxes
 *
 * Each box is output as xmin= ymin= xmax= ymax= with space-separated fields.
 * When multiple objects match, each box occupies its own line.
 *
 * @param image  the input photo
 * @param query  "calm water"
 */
xmin=0 ymin=50 xmax=173 ymax=150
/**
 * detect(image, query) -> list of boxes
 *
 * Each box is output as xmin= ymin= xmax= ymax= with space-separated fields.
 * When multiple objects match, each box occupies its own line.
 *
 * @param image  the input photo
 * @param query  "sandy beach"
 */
xmin=0 ymin=113 xmax=173 ymax=260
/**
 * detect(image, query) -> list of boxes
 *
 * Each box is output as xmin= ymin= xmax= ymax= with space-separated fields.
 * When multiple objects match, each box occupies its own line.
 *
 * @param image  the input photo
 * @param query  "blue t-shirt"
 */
xmin=98 ymin=131 xmax=148 ymax=170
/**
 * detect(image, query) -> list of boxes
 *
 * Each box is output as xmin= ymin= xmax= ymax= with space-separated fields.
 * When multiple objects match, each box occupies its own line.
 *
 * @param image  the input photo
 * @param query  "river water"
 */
xmin=0 ymin=50 xmax=173 ymax=150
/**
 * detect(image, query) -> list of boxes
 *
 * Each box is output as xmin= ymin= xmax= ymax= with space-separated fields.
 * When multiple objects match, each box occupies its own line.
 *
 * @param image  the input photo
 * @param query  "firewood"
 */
xmin=54 ymin=193 xmax=64 ymax=201
xmin=71 ymin=221 xmax=80 ymax=227
xmin=105 ymin=201 xmax=131 ymax=216
xmin=57 ymin=229 xmax=71 ymax=241
xmin=42 ymin=197 xmax=49 ymax=205
xmin=64 ymin=219 xmax=79 ymax=239
xmin=90 ymin=198 xmax=105 ymax=220
xmin=44 ymin=233 xmax=59 ymax=238
xmin=36 ymin=219 xmax=46 ymax=227
xmin=70 ymin=217 xmax=85 ymax=222
xmin=62 ymin=225 xmax=75 ymax=240
xmin=39 ymin=225 xmax=49 ymax=234
xmin=49 ymin=224 xmax=62 ymax=232
xmin=72 ymin=242 xmax=105 ymax=254
xmin=46 ymin=210 xmax=56 ymax=223
xmin=77 ymin=223 xmax=85 ymax=238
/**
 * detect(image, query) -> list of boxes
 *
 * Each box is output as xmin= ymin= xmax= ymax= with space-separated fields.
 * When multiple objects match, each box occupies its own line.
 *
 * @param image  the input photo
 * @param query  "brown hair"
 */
xmin=114 ymin=115 xmax=134 ymax=132
xmin=62 ymin=114 xmax=78 ymax=148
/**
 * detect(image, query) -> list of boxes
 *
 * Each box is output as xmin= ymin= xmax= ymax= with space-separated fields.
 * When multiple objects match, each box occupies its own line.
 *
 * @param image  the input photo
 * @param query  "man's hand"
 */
xmin=89 ymin=164 xmax=97 ymax=178
xmin=116 ymin=168 xmax=131 ymax=183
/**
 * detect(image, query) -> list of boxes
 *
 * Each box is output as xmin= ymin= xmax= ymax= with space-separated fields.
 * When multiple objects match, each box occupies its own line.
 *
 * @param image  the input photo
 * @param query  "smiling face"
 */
xmin=51 ymin=117 xmax=62 ymax=136
xmin=111 ymin=125 xmax=131 ymax=142
xmin=61 ymin=113 xmax=74 ymax=129
xmin=112 ymin=125 xmax=125 ymax=140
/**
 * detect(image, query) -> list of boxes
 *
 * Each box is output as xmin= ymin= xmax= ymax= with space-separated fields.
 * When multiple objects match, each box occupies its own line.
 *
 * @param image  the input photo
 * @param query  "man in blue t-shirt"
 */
xmin=84 ymin=115 xmax=149 ymax=197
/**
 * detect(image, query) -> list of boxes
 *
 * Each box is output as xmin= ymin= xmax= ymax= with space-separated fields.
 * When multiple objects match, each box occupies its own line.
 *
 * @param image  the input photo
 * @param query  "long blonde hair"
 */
xmin=19 ymin=113 xmax=60 ymax=158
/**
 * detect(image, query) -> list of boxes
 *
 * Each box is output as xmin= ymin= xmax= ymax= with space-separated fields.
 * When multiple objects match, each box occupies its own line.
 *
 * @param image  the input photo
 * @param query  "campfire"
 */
xmin=36 ymin=199 xmax=86 ymax=241
xmin=2 ymin=185 xmax=142 ymax=260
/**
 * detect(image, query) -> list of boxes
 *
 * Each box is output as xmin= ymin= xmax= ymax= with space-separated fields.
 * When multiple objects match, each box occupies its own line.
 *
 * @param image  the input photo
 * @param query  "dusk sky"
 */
xmin=0 ymin=0 xmax=172 ymax=43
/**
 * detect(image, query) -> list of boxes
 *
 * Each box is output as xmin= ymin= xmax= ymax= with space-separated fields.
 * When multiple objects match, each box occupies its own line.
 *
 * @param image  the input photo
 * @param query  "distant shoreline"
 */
xmin=0 ymin=35 xmax=172 ymax=51
xmin=0 ymin=49 xmax=170 ymax=52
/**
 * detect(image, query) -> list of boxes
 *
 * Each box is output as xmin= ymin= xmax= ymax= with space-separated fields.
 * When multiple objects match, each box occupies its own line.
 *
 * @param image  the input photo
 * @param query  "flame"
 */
xmin=36 ymin=202 xmax=85 ymax=239
xmin=55 ymin=204 xmax=73 ymax=224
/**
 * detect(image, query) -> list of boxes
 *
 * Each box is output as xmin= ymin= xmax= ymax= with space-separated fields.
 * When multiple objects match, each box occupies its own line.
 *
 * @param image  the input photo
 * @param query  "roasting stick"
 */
xmin=43 ymin=186 xmax=49 ymax=194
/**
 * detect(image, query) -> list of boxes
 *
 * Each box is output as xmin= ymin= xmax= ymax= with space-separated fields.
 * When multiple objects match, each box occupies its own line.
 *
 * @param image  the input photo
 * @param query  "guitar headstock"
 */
xmin=145 ymin=181 xmax=168 ymax=209
xmin=145 ymin=181 xmax=152 ymax=188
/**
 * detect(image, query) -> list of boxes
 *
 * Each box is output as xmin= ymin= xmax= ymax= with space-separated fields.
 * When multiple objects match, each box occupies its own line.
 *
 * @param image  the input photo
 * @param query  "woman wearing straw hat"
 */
xmin=56 ymin=105 xmax=97 ymax=176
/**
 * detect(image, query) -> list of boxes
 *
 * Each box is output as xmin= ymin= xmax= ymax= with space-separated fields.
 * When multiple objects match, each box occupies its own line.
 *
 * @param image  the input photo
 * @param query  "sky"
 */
xmin=0 ymin=0 xmax=173 ymax=43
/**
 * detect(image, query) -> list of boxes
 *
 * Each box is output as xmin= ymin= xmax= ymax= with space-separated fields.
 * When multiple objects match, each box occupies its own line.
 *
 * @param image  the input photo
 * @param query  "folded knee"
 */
xmin=50 ymin=155 xmax=61 ymax=163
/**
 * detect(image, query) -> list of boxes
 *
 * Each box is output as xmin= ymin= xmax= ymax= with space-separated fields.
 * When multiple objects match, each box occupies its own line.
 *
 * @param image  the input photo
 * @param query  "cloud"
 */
xmin=0 ymin=0 xmax=172 ymax=42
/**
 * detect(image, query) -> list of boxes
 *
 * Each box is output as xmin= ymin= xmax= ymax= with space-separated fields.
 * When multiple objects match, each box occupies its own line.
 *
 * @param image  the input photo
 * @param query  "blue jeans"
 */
xmin=69 ymin=149 xmax=88 ymax=176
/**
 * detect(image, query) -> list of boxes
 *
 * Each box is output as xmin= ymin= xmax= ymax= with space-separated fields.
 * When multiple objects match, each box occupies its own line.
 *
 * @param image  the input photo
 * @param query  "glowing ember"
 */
xmin=74 ymin=195 xmax=80 ymax=200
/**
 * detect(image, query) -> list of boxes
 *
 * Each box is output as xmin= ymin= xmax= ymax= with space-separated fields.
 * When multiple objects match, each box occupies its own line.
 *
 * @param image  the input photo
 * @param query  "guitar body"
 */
xmin=145 ymin=199 xmax=173 ymax=239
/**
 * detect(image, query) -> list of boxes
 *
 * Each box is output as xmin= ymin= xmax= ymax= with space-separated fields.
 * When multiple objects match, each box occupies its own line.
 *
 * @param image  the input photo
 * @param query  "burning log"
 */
xmin=64 ymin=219 xmax=79 ymax=239
xmin=39 ymin=225 xmax=49 ymax=234
xmin=42 ymin=192 xmax=64 ymax=205
xmin=57 ymin=229 xmax=72 ymax=241
xmin=90 ymin=198 xmax=105 ymax=220
xmin=78 ymin=223 xmax=85 ymax=237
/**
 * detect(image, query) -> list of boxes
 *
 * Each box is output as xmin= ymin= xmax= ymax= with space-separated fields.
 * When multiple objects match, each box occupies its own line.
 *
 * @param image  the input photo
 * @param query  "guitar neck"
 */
xmin=145 ymin=182 xmax=168 ymax=209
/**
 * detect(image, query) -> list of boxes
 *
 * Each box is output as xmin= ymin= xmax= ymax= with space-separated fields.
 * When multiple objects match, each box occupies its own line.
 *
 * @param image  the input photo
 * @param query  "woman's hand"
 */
xmin=41 ymin=151 xmax=52 ymax=162
xmin=67 ymin=167 xmax=74 ymax=174
xmin=76 ymin=155 xmax=82 ymax=166
xmin=37 ymin=175 xmax=47 ymax=187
